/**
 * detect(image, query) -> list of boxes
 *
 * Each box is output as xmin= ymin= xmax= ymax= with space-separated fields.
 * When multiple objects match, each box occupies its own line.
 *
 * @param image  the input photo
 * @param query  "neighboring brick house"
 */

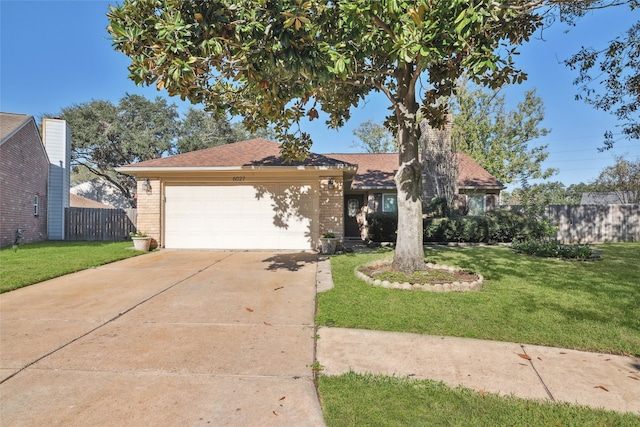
xmin=0 ymin=113 xmax=49 ymax=247
xmin=118 ymin=138 xmax=503 ymax=249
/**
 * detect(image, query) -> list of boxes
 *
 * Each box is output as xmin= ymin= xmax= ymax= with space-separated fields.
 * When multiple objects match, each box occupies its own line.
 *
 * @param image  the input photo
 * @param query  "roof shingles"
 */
xmin=327 ymin=152 xmax=503 ymax=189
xmin=125 ymin=138 xmax=353 ymax=168
xmin=123 ymin=138 xmax=501 ymax=190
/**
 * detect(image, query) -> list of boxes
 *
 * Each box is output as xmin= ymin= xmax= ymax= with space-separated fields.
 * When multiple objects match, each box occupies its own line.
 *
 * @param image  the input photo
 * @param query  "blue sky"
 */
xmin=1 ymin=1 xmax=638 ymax=190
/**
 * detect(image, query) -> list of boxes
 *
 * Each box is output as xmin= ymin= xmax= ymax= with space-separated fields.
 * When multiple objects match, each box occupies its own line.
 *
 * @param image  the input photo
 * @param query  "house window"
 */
xmin=467 ymin=194 xmax=486 ymax=216
xmin=33 ymin=195 xmax=39 ymax=216
xmin=382 ymin=194 xmax=397 ymax=213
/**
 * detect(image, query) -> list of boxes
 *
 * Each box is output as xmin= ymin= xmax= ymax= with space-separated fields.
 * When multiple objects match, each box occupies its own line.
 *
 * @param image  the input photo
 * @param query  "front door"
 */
xmin=344 ymin=194 xmax=365 ymax=238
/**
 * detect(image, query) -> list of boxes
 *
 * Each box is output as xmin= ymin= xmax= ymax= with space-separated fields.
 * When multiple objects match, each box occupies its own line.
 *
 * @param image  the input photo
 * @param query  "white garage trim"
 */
xmin=164 ymin=184 xmax=318 ymax=250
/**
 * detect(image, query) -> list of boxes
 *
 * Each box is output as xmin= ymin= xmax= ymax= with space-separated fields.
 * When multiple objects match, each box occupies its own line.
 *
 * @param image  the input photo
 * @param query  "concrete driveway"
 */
xmin=0 ymin=250 xmax=325 ymax=426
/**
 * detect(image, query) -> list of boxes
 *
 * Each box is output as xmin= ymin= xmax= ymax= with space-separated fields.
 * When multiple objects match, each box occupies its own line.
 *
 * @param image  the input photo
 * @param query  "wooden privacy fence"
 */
xmin=65 ymin=208 xmax=137 ymax=241
xmin=545 ymin=204 xmax=640 ymax=244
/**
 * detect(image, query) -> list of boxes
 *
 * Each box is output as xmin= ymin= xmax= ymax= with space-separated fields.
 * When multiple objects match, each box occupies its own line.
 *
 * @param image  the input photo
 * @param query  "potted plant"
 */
xmin=319 ymin=232 xmax=338 ymax=255
xmin=130 ymin=231 xmax=152 ymax=251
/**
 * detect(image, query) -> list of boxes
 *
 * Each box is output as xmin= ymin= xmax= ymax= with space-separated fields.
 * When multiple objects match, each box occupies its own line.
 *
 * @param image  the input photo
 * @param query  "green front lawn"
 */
xmin=0 ymin=241 xmax=146 ymax=293
xmin=317 ymin=243 xmax=640 ymax=425
xmin=319 ymin=372 xmax=640 ymax=427
xmin=317 ymin=243 xmax=640 ymax=356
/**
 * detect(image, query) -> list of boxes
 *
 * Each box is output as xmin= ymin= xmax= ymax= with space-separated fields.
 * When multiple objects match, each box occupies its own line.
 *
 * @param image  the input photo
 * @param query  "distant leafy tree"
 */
xmin=352 ymin=120 xmax=396 ymax=153
xmin=177 ymin=109 xmax=237 ymax=153
xmin=59 ymin=95 xmax=237 ymax=207
xmin=231 ymin=122 xmax=280 ymax=142
xmin=59 ymin=95 xmax=178 ymax=207
xmin=565 ymin=13 xmax=640 ymax=149
xmin=592 ymin=156 xmax=640 ymax=203
xmin=450 ymin=81 xmax=555 ymax=184
xmin=565 ymin=182 xmax=600 ymax=204
xmin=505 ymin=181 xmax=574 ymax=205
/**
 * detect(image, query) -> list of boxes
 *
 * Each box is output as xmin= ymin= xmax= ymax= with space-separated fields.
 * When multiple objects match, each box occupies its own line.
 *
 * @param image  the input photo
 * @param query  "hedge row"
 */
xmin=366 ymin=210 xmax=552 ymax=243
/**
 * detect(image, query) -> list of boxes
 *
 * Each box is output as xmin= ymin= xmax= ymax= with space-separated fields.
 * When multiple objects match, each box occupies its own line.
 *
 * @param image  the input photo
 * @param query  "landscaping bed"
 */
xmin=356 ymin=259 xmax=482 ymax=292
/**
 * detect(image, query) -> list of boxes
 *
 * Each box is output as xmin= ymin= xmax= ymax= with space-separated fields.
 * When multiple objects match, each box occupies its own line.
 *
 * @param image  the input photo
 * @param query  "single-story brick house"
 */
xmin=118 ymin=138 xmax=503 ymax=250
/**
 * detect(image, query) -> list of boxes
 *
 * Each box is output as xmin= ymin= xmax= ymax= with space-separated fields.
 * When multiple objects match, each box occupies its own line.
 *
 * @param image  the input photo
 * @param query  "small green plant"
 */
xmin=309 ymin=361 xmax=325 ymax=372
xmin=322 ymin=232 xmax=336 ymax=238
xmin=129 ymin=230 xmax=149 ymax=238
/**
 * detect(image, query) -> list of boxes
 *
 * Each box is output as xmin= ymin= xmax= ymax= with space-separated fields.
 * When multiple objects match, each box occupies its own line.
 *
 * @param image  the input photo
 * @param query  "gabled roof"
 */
xmin=119 ymin=138 xmax=502 ymax=190
xmin=325 ymin=153 xmax=397 ymax=189
xmin=326 ymin=152 xmax=504 ymax=190
xmin=1 ymin=112 xmax=35 ymax=145
xmin=122 ymin=138 xmax=355 ymax=169
xmin=456 ymin=152 xmax=504 ymax=189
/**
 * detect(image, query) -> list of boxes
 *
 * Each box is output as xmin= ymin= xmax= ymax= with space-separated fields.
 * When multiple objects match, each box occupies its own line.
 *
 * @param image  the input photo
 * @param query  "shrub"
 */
xmin=366 ymin=213 xmax=398 ymax=242
xmin=367 ymin=209 xmax=555 ymax=243
xmin=511 ymin=239 xmax=594 ymax=259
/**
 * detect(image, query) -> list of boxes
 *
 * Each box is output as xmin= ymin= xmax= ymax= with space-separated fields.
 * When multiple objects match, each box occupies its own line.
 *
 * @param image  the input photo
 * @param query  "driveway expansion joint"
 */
xmin=520 ymin=344 xmax=555 ymax=402
xmin=0 ymin=253 xmax=232 ymax=386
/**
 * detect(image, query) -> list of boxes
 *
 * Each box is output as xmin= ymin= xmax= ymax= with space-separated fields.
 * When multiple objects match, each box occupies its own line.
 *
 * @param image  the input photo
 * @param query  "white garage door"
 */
xmin=164 ymin=184 xmax=317 ymax=249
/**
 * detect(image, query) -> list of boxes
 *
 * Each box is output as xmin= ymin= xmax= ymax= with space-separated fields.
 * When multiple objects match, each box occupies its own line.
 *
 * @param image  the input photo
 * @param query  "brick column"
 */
xmin=135 ymin=178 xmax=161 ymax=247
xmin=319 ymin=176 xmax=344 ymax=247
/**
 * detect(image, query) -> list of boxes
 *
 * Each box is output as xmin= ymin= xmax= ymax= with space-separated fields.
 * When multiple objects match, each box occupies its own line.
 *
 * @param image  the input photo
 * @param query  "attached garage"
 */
xmin=164 ymin=183 xmax=317 ymax=250
xmin=118 ymin=139 xmax=355 ymax=251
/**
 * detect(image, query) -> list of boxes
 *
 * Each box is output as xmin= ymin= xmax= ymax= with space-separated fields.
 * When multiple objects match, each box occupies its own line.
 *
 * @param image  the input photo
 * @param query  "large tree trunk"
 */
xmin=392 ymin=66 xmax=424 ymax=274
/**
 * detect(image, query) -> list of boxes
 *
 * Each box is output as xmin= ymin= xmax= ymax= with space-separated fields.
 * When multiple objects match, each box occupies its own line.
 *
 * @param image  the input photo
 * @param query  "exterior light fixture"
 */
xmin=328 ymin=177 xmax=335 ymax=190
xmin=142 ymin=178 xmax=152 ymax=194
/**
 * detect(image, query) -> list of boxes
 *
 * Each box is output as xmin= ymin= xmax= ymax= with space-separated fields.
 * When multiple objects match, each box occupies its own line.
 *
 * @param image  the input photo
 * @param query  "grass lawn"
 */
xmin=318 ymin=372 xmax=640 ymax=427
xmin=317 ymin=243 xmax=640 ymax=425
xmin=317 ymin=243 xmax=640 ymax=356
xmin=0 ymin=241 xmax=146 ymax=293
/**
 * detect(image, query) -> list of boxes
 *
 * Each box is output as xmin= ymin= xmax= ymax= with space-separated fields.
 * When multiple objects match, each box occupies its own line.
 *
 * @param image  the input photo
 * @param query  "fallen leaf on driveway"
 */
xmin=246 ymin=307 xmax=254 ymax=312
xmin=279 ymin=396 xmax=286 ymax=401
xmin=628 ymin=376 xmax=639 ymax=380
xmin=264 ymin=321 xmax=272 ymax=326
xmin=559 ymin=352 xmax=566 ymax=354
xmin=594 ymin=385 xmax=609 ymax=392
xmin=518 ymin=353 xmax=532 ymax=360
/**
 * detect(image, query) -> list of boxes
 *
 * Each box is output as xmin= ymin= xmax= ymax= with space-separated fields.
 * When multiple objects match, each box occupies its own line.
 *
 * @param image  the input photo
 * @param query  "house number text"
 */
xmin=232 ymin=176 xmax=245 ymax=182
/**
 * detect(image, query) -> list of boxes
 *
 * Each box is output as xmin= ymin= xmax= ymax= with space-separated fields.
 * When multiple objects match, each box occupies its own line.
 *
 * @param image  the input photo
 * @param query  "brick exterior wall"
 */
xmin=0 ymin=120 xmax=48 ymax=248
xmin=135 ymin=178 xmax=161 ymax=247
xmin=319 ymin=176 xmax=344 ymax=245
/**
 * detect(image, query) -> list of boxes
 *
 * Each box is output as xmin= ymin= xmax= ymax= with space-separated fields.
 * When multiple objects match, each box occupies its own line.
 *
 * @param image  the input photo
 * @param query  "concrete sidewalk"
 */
xmin=1 ymin=250 xmax=325 ymax=426
xmin=314 ymin=258 xmax=640 ymax=416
